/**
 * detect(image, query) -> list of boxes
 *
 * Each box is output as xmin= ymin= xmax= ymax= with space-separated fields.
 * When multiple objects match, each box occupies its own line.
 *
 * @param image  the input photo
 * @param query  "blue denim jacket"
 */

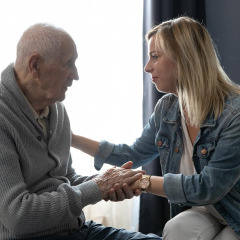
xmin=95 ymin=93 xmax=240 ymax=237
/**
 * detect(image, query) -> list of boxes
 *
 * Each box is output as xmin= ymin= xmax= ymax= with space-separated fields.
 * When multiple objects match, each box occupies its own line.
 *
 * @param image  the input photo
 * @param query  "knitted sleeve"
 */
xmin=0 ymin=116 xmax=102 ymax=237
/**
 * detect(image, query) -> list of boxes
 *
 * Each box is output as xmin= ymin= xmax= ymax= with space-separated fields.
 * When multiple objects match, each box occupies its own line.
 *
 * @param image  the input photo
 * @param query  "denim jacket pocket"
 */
xmin=155 ymin=135 xmax=170 ymax=168
xmin=196 ymin=141 xmax=216 ymax=168
xmin=196 ymin=141 xmax=215 ymax=158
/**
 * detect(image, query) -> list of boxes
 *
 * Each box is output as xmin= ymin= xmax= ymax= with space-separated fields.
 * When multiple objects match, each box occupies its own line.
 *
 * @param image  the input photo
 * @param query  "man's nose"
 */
xmin=73 ymin=66 xmax=79 ymax=80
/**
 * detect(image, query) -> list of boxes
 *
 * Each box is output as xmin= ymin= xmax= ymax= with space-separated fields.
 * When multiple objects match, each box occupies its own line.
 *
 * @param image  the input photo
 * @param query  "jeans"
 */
xmin=33 ymin=221 xmax=162 ymax=240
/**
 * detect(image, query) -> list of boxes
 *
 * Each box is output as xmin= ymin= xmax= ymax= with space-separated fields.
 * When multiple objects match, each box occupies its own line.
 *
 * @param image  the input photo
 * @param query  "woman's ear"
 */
xmin=27 ymin=53 xmax=41 ymax=79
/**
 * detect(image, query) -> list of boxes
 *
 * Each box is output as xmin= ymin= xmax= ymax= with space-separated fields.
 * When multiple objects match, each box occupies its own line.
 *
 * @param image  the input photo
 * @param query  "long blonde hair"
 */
xmin=146 ymin=16 xmax=240 ymax=126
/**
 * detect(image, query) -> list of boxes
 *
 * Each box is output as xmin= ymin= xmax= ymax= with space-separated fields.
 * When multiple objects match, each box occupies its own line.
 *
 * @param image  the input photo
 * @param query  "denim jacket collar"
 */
xmin=163 ymin=95 xmax=216 ymax=128
xmin=162 ymin=97 xmax=181 ymax=124
xmin=201 ymin=113 xmax=216 ymax=128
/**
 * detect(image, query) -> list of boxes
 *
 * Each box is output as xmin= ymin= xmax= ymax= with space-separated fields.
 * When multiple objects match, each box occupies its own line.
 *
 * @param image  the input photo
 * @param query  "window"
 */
xmin=0 ymin=0 xmax=143 ymax=231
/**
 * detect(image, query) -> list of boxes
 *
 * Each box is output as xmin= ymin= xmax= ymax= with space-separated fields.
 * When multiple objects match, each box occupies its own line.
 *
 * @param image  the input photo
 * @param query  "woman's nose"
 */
xmin=144 ymin=60 xmax=152 ymax=73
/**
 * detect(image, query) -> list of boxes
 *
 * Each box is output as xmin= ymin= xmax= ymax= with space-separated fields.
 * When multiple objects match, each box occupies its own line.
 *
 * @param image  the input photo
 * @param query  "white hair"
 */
xmin=15 ymin=23 xmax=72 ymax=68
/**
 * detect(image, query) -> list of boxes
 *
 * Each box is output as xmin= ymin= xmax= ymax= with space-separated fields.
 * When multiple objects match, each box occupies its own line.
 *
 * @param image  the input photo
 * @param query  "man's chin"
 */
xmin=58 ymin=97 xmax=65 ymax=102
xmin=53 ymin=90 xmax=67 ymax=103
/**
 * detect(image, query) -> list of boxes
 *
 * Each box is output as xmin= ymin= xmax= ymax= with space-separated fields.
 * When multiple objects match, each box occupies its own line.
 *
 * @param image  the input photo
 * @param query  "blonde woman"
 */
xmin=72 ymin=17 xmax=240 ymax=239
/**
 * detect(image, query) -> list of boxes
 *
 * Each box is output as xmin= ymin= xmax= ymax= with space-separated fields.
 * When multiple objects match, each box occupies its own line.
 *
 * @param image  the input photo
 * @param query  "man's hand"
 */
xmin=106 ymin=180 xmax=142 ymax=202
xmin=92 ymin=161 xmax=144 ymax=201
xmin=107 ymin=161 xmax=143 ymax=201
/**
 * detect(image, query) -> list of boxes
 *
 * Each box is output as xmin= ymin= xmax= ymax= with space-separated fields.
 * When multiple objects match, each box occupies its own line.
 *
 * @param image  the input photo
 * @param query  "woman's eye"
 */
xmin=152 ymin=55 xmax=158 ymax=60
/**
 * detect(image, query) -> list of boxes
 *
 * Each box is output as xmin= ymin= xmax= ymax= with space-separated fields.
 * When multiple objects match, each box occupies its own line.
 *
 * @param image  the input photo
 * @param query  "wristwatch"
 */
xmin=139 ymin=175 xmax=151 ymax=192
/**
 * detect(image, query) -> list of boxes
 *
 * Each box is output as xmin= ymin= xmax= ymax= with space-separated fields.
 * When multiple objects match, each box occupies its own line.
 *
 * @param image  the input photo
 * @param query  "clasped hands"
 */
xmin=93 ymin=161 xmax=144 ymax=202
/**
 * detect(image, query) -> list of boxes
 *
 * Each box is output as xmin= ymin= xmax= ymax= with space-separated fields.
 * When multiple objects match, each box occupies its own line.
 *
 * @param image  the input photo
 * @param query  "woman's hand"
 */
xmin=93 ymin=161 xmax=145 ymax=201
xmin=101 ymin=161 xmax=144 ymax=202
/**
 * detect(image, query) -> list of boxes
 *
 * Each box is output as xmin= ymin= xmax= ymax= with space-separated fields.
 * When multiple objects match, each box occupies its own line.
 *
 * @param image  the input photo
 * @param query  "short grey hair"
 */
xmin=15 ymin=23 xmax=72 ymax=68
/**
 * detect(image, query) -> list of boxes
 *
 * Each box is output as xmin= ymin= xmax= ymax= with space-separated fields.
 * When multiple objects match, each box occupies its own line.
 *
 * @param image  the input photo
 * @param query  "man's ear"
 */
xmin=27 ymin=53 xmax=41 ymax=79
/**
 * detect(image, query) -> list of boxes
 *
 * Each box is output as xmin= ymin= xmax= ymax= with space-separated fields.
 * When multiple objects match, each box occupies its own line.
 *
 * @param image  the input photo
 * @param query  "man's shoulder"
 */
xmin=0 ymin=81 xmax=15 ymax=110
xmin=0 ymin=96 xmax=12 ymax=128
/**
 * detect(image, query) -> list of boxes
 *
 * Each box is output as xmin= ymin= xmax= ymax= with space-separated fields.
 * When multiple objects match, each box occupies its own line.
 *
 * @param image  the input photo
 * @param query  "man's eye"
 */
xmin=67 ymin=61 xmax=73 ymax=66
xmin=63 ymin=60 xmax=74 ymax=67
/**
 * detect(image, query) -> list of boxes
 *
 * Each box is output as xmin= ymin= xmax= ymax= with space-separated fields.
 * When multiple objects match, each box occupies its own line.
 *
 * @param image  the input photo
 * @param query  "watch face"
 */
xmin=139 ymin=177 xmax=150 ymax=188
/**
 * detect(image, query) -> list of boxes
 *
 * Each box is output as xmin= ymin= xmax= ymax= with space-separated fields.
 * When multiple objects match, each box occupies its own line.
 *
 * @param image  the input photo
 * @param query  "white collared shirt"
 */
xmin=33 ymin=106 xmax=49 ymax=138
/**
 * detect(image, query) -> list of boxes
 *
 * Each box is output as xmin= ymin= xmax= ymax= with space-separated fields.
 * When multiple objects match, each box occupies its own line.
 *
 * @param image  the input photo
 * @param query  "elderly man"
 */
xmin=0 ymin=24 xmax=161 ymax=240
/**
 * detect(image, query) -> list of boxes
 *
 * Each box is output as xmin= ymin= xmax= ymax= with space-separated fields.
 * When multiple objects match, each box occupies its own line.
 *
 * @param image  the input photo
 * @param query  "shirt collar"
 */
xmin=36 ymin=106 xmax=49 ymax=119
xmin=22 ymin=94 xmax=49 ymax=120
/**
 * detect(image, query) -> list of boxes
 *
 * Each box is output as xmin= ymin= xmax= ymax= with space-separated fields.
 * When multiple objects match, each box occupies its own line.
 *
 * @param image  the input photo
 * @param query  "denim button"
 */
xmin=157 ymin=141 xmax=162 ymax=146
xmin=201 ymin=148 xmax=207 ymax=155
xmin=232 ymin=110 xmax=237 ymax=115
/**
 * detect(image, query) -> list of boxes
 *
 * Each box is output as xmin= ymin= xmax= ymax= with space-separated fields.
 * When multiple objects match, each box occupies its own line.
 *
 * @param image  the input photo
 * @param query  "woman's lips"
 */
xmin=152 ymin=77 xmax=158 ymax=83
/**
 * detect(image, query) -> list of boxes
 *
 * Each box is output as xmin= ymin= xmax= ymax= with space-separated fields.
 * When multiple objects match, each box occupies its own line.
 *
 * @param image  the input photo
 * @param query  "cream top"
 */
xmin=180 ymin=116 xmax=227 ymax=225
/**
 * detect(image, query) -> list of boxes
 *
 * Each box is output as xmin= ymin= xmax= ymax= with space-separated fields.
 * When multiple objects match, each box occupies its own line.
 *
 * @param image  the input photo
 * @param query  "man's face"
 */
xmin=38 ymin=37 xmax=79 ymax=104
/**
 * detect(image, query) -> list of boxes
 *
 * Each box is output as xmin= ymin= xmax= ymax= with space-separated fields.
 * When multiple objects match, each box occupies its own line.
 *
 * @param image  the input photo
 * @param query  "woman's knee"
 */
xmin=163 ymin=213 xmax=189 ymax=238
xmin=213 ymin=226 xmax=239 ymax=240
xmin=162 ymin=208 xmax=222 ymax=240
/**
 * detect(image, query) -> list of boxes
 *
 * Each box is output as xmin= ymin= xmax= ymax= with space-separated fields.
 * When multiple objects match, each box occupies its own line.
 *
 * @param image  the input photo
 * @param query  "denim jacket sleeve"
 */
xmin=94 ymin=112 xmax=160 ymax=170
xmin=164 ymin=104 xmax=240 ymax=207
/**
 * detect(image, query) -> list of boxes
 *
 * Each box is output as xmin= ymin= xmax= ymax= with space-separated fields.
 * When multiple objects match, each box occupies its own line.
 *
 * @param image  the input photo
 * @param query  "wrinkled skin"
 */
xmin=93 ymin=161 xmax=144 ymax=202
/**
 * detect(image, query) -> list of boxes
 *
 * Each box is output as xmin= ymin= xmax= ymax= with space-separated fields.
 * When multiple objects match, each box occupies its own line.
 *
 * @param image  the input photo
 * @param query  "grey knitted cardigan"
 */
xmin=0 ymin=64 xmax=102 ymax=239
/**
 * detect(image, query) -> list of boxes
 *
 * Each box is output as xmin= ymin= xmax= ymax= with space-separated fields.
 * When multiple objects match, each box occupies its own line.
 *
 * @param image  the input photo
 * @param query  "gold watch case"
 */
xmin=139 ymin=175 xmax=151 ymax=192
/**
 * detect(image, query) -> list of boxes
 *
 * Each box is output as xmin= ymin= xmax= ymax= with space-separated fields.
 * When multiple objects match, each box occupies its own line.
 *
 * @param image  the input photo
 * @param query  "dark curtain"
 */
xmin=205 ymin=0 xmax=240 ymax=84
xmin=140 ymin=0 xmax=240 ymax=236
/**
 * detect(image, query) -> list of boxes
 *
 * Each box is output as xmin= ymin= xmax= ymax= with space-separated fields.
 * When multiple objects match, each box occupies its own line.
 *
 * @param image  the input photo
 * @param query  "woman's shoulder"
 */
xmin=217 ymin=94 xmax=240 ymax=126
xmin=225 ymin=93 xmax=240 ymax=112
xmin=155 ymin=93 xmax=178 ymax=111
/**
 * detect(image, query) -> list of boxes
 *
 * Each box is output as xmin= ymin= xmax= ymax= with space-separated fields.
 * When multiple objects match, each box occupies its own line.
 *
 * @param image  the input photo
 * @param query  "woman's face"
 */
xmin=144 ymin=35 xmax=177 ymax=95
